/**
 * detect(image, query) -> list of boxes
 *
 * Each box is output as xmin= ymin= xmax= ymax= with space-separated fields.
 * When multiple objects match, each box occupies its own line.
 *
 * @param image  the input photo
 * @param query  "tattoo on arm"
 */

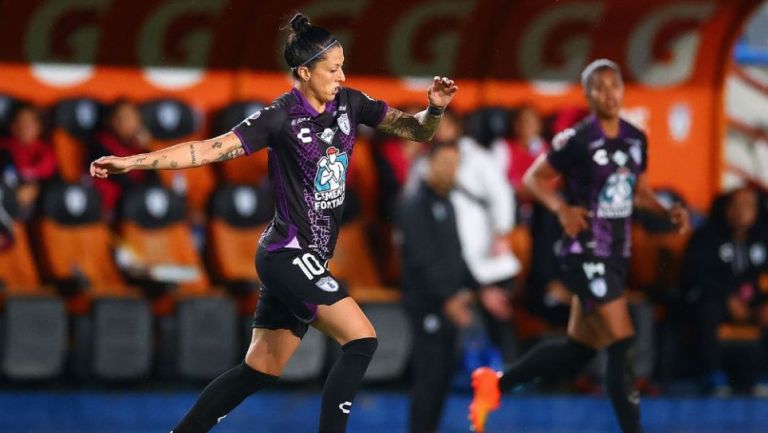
xmin=376 ymin=107 xmax=441 ymax=142
xmin=170 ymin=161 xmax=178 ymax=168
xmin=212 ymin=141 xmax=223 ymax=149
xmin=190 ymin=144 xmax=197 ymax=165
xmin=215 ymin=147 xmax=246 ymax=162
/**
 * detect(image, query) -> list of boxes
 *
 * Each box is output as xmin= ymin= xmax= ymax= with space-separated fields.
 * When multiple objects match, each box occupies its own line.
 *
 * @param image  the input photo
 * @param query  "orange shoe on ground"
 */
xmin=469 ymin=367 xmax=501 ymax=433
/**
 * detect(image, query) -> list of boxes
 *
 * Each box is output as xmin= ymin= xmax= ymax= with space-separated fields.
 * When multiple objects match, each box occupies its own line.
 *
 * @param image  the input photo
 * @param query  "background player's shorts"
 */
xmin=560 ymin=256 xmax=629 ymax=312
xmin=253 ymin=246 xmax=349 ymax=338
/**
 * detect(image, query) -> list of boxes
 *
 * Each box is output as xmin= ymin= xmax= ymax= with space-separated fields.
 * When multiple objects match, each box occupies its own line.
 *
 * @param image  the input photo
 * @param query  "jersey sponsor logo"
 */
xmin=597 ymin=168 xmax=636 ymax=219
xmin=318 ymin=127 xmax=337 ymax=144
xmin=291 ymin=116 xmax=311 ymax=127
xmin=297 ymin=128 xmax=312 ymax=143
xmin=316 ymin=276 xmax=340 ymax=292
xmin=337 ymin=113 xmax=351 ymax=135
xmin=612 ymin=150 xmax=628 ymax=166
xmin=593 ymin=148 xmax=609 ymax=165
xmin=589 ymin=138 xmax=605 ymax=150
xmin=243 ymin=110 xmax=261 ymax=126
xmin=313 ymin=146 xmax=348 ymax=210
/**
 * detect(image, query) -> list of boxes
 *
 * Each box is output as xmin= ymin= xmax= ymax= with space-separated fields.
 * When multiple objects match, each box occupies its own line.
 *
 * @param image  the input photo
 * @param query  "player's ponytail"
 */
xmin=283 ymin=13 xmax=338 ymax=79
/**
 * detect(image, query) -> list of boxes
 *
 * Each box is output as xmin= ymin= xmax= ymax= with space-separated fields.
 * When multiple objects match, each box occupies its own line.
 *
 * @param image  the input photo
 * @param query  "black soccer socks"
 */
xmin=606 ymin=338 xmax=643 ymax=433
xmin=498 ymin=336 xmax=597 ymax=392
xmin=318 ymin=337 xmax=378 ymax=433
xmin=171 ymin=363 xmax=278 ymax=433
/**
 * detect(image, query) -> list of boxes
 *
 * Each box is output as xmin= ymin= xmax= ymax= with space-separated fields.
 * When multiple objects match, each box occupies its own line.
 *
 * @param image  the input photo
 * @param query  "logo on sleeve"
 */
xmin=313 ymin=146 xmax=348 ymax=210
xmin=316 ymin=276 xmax=340 ymax=292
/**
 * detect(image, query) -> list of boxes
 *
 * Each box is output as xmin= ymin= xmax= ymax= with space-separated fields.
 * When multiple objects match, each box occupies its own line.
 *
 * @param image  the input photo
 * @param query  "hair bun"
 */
xmin=289 ymin=13 xmax=311 ymax=34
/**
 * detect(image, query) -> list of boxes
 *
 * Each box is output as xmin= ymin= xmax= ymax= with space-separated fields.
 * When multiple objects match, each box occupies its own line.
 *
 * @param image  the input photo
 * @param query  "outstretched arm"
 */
xmin=376 ymin=76 xmax=458 ymax=142
xmin=90 ymin=132 xmax=244 ymax=179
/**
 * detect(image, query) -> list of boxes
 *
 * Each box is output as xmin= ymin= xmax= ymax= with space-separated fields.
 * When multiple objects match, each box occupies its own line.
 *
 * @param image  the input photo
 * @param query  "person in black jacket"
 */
xmin=682 ymin=187 xmax=768 ymax=395
xmin=396 ymin=140 xmax=477 ymax=433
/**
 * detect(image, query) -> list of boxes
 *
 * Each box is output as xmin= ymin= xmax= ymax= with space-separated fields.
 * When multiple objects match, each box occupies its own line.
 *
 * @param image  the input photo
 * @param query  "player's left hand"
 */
xmin=669 ymin=203 xmax=690 ymax=234
xmin=427 ymin=76 xmax=459 ymax=108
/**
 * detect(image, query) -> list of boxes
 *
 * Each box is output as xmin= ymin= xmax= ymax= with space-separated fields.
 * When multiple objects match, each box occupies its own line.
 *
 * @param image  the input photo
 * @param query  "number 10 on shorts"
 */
xmin=292 ymin=253 xmax=325 ymax=280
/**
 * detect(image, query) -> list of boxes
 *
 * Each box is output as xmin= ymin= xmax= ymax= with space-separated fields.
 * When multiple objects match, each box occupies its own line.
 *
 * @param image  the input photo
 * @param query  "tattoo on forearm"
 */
xmin=151 ymin=159 xmax=159 ymax=168
xmin=376 ymin=108 xmax=441 ymax=142
xmin=212 ymin=141 xmax=223 ymax=149
xmin=190 ymin=144 xmax=197 ymax=165
xmin=215 ymin=147 xmax=246 ymax=162
xmin=170 ymin=161 xmax=178 ymax=168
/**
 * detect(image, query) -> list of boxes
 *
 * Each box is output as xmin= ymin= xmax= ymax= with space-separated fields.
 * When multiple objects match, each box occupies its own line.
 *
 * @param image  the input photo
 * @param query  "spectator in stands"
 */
xmin=407 ymin=108 xmax=520 ymax=362
xmin=0 ymin=104 xmax=58 ymax=219
xmin=397 ymin=140 xmax=477 ymax=433
xmin=90 ymin=99 xmax=154 ymax=217
xmin=375 ymin=104 xmax=426 ymax=219
xmin=492 ymin=105 xmax=548 ymax=193
xmin=682 ymin=187 xmax=768 ymax=396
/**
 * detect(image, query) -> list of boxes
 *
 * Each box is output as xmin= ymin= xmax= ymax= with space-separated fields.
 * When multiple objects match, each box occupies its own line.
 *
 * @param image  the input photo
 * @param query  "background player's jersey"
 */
xmin=232 ymin=87 xmax=388 ymax=260
xmin=547 ymin=116 xmax=648 ymax=258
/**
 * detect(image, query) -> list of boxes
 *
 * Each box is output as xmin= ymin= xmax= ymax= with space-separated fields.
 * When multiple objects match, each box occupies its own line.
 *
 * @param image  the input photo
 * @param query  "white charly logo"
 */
xmin=316 ymin=276 xmax=340 ymax=293
xmin=612 ymin=150 xmax=628 ymax=167
xmin=593 ymin=149 xmax=609 ymax=166
xmin=339 ymin=401 xmax=352 ymax=414
xmin=297 ymin=128 xmax=312 ymax=144
xmin=590 ymin=277 xmax=608 ymax=298
xmin=337 ymin=113 xmax=351 ymax=135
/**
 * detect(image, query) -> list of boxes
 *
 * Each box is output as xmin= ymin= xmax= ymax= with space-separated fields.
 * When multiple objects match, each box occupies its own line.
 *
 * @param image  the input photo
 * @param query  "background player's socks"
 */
xmin=606 ymin=338 xmax=643 ymax=433
xmin=498 ymin=337 xmax=596 ymax=392
xmin=171 ymin=363 xmax=278 ymax=433
xmin=318 ymin=337 xmax=378 ymax=433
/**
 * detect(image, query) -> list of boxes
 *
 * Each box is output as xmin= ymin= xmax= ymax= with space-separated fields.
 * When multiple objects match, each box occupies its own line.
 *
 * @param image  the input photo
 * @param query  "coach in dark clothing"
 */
xmin=396 ymin=140 xmax=476 ymax=433
xmin=682 ymin=187 xmax=768 ymax=394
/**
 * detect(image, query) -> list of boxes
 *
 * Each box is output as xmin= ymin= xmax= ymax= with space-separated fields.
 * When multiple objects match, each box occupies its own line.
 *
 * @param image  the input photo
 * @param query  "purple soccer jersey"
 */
xmin=547 ymin=116 xmax=648 ymax=258
xmin=232 ymin=87 xmax=387 ymax=260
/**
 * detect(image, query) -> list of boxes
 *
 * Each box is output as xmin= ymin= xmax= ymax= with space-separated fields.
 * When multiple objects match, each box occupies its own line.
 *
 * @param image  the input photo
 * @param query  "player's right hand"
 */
xmin=90 ymin=156 xmax=132 ymax=178
xmin=557 ymin=205 xmax=590 ymax=237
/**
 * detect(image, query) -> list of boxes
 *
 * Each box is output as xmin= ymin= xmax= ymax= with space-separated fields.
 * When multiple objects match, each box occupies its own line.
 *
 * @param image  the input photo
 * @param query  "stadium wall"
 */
xmin=0 ymin=0 xmax=762 ymax=210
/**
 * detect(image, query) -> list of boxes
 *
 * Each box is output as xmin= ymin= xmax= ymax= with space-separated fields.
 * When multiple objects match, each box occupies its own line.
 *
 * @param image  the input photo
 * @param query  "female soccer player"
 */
xmin=90 ymin=13 xmax=458 ymax=433
xmin=469 ymin=59 xmax=689 ymax=433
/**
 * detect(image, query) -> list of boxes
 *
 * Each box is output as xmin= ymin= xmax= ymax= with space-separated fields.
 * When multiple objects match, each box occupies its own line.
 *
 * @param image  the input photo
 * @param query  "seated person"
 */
xmin=682 ymin=187 xmax=768 ymax=396
xmin=0 ymin=104 xmax=58 ymax=218
xmin=89 ymin=99 xmax=154 ymax=217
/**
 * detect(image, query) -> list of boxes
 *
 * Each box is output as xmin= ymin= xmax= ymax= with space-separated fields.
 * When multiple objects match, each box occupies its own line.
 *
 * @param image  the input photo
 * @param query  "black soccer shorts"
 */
xmin=560 ymin=255 xmax=629 ymax=312
xmin=252 ymin=245 xmax=349 ymax=338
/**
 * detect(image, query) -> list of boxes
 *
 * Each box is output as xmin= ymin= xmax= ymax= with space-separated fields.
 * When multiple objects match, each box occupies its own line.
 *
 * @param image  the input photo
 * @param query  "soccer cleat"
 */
xmin=469 ymin=367 xmax=501 ymax=433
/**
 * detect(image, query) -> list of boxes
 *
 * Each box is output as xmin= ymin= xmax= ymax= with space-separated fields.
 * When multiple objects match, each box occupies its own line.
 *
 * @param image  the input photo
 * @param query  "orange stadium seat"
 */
xmin=120 ymin=185 xmax=237 ymax=380
xmin=35 ymin=181 xmax=152 ymax=381
xmin=50 ymin=98 xmax=105 ymax=182
xmin=0 ymin=183 xmax=67 ymax=381
xmin=140 ymin=99 xmax=215 ymax=218
xmin=330 ymin=219 xmax=398 ymax=303
xmin=207 ymin=184 xmax=273 ymax=315
xmin=211 ymin=101 xmax=269 ymax=184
